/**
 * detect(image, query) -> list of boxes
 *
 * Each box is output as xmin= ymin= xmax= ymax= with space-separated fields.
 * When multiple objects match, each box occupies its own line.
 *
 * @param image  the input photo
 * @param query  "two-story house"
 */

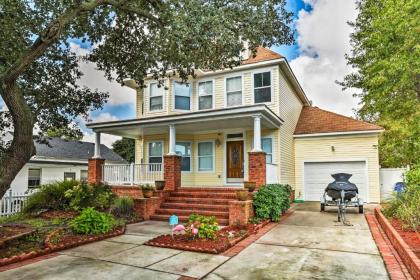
xmin=87 ymin=47 xmax=383 ymax=223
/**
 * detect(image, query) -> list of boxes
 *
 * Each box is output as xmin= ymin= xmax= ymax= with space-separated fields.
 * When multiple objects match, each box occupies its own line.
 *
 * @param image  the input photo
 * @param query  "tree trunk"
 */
xmin=0 ymin=81 xmax=35 ymax=198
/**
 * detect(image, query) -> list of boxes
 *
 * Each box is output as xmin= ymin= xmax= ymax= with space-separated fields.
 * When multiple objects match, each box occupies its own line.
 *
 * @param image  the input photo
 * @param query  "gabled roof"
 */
xmin=241 ymin=47 xmax=284 ymax=65
xmin=31 ymin=137 xmax=126 ymax=163
xmin=294 ymin=106 xmax=383 ymax=136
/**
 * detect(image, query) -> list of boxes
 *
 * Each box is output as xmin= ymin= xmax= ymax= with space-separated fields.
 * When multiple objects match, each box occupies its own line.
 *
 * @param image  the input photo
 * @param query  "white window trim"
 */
xmin=252 ymin=69 xmax=273 ymax=105
xmin=147 ymin=140 xmax=164 ymax=164
xmin=197 ymin=79 xmax=215 ymax=110
xmin=80 ymin=170 xmax=88 ymax=181
xmin=148 ymin=81 xmax=165 ymax=112
xmin=224 ymin=74 xmax=244 ymax=108
xmin=172 ymin=80 xmax=192 ymax=112
xmin=261 ymin=137 xmax=273 ymax=164
xmin=176 ymin=141 xmax=193 ymax=173
xmin=196 ymin=140 xmax=215 ymax=173
xmin=28 ymin=168 xmax=42 ymax=188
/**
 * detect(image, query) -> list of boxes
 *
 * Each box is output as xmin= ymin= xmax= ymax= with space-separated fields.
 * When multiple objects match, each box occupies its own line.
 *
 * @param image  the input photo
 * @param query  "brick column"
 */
xmin=88 ymin=158 xmax=105 ymax=185
xmin=248 ymin=151 xmax=266 ymax=189
xmin=163 ymin=155 xmax=181 ymax=191
xmin=229 ymin=200 xmax=254 ymax=226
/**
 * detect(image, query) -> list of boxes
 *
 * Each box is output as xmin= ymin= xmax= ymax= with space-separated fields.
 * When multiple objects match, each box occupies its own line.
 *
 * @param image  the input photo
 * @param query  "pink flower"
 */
xmin=172 ymin=224 xmax=186 ymax=233
xmin=192 ymin=228 xmax=198 ymax=235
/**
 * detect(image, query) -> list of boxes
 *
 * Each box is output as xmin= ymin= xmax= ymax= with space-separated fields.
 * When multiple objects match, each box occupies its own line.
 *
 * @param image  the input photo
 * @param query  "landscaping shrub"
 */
xmin=24 ymin=180 xmax=79 ymax=213
xmin=111 ymin=196 xmax=135 ymax=217
xmin=253 ymin=184 xmax=291 ymax=222
xmin=383 ymin=166 xmax=420 ymax=231
xmin=64 ymin=183 xmax=114 ymax=211
xmin=187 ymin=214 xmax=219 ymax=240
xmin=70 ymin=207 xmax=115 ymax=235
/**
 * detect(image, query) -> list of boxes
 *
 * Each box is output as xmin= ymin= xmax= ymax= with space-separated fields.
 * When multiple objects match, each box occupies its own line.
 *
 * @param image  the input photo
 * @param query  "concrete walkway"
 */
xmin=1 ymin=203 xmax=389 ymax=279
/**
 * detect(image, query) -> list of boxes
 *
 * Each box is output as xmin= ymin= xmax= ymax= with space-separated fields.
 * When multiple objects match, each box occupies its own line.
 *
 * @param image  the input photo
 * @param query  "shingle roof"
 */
xmin=242 ymin=47 xmax=283 ymax=65
xmin=294 ymin=106 xmax=383 ymax=135
xmin=33 ymin=137 xmax=126 ymax=163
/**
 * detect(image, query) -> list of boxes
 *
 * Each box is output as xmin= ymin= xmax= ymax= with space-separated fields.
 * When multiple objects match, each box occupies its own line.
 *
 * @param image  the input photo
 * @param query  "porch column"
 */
xmin=163 ymin=124 xmax=181 ymax=190
xmin=88 ymin=131 xmax=105 ymax=185
xmin=168 ymin=124 xmax=176 ymax=155
xmin=252 ymin=115 xmax=262 ymax=152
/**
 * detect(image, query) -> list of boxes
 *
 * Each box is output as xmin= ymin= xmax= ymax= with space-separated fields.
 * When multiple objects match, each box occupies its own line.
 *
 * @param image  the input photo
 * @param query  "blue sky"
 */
xmin=1 ymin=0 xmax=360 ymax=147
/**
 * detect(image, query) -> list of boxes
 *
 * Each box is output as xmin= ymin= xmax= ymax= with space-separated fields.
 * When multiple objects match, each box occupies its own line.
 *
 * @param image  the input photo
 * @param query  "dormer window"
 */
xmin=254 ymin=71 xmax=271 ymax=103
xmin=174 ymin=81 xmax=191 ymax=111
xmin=198 ymin=80 xmax=213 ymax=110
xmin=149 ymin=82 xmax=164 ymax=111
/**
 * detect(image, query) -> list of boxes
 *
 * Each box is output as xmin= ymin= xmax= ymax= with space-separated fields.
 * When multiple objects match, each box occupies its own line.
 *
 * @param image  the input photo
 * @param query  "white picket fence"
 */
xmin=0 ymin=189 xmax=37 ymax=216
xmin=103 ymin=163 xmax=163 ymax=185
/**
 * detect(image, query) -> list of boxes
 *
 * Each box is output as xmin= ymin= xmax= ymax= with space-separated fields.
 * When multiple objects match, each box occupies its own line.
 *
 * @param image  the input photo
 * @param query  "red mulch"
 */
xmin=0 ymin=226 xmax=35 ymax=247
xmin=391 ymin=219 xmax=420 ymax=258
xmin=145 ymin=222 xmax=267 ymax=254
xmin=39 ymin=210 xmax=79 ymax=219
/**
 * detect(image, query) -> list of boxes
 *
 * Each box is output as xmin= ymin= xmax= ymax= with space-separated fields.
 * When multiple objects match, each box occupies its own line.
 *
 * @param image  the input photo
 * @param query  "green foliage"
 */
xmin=0 ymin=213 xmax=28 ymax=224
xmin=188 ymin=214 xmax=219 ymax=240
xmin=248 ymin=217 xmax=263 ymax=225
xmin=24 ymin=180 xmax=79 ymax=213
xmin=253 ymin=184 xmax=291 ymax=222
xmin=25 ymin=219 xmax=47 ymax=229
xmin=46 ymin=128 xmax=83 ymax=141
xmin=112 ymin=138 xmax=135 ymax=163
xmin=383 ymin=166 xmax=420 ymax=231
xmin=141 ymin=184 xmax=155 ymax=191
xmin=111 ymin=196 xmax=135 ymax=218
xmin=64 ymin=182 xmax=114 ymax=211
xmin=340 ymin=0 xmax=420 ymax=167
xmin=70 ymin=208 xmax=115 ymax=235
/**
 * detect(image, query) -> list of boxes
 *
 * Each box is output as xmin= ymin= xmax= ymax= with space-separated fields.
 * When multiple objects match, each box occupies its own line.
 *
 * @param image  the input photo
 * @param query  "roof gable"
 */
xmin=294 ymin=106 xmax=383 ymax=135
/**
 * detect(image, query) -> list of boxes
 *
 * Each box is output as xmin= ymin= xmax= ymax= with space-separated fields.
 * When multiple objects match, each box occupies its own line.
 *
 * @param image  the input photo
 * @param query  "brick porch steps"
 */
xmin=170 ymin=191 xmax=237 ymax=199
xmin=165 ymin=197 xmax=233 ymax=205
xmin=150 ymin=214 xmax=229 ymax=225
xmin=155 ymin=208 xmax=229 ymax=219
xmin=161 ymin=203 xmax=229 ymax=211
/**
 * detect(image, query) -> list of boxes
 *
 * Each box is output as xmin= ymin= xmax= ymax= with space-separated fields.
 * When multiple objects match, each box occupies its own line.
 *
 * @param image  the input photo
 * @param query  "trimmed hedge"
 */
xmin=253 ymin=184 xmax=292 ymax=222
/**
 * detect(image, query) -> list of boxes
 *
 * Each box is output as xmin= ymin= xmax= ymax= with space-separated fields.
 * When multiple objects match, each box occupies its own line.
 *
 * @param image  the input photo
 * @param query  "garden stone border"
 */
xmin=0 ymin=226 xmax=125 ymax=268
xmin=375 ymin=207 xmax=420 ymax=279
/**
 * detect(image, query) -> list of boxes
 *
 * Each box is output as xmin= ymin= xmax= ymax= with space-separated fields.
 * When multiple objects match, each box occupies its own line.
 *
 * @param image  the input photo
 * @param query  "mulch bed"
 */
xmin=39 ymin=210 xmax=79 ymax=219
xmin=145 ymin=220 xmax=270 ymax=254
xmin=390 ymin=219 xmax=420 ymax=259
xmin=0 ymin=225 xmax=35 ymax=247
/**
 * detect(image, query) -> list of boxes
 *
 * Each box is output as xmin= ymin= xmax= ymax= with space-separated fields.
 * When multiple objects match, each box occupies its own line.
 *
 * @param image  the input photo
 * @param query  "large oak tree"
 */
xmin=0 ymin=0 xmax=293 ymax=197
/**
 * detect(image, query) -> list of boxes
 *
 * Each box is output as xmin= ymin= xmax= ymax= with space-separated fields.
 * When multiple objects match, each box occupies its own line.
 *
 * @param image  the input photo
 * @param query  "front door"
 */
xmin=227 ymin=141 xmax=244 ymax=179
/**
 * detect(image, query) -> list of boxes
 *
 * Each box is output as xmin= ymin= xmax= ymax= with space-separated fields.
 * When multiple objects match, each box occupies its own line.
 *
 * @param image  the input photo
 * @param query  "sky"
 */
xmin=1 ymin=0 xmax=360 ymax=148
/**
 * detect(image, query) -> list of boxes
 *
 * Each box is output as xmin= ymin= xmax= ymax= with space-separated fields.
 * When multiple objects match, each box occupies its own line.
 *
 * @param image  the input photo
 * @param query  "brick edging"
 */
xmin=374 ymin=207 xmax=420 ymax=280
xmin=0 ymin=226 xmax=126 ymax=269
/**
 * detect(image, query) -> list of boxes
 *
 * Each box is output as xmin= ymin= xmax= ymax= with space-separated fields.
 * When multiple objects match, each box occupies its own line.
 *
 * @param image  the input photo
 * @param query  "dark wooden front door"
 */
xmin=227 ymin=141 xmax=244 ymax=178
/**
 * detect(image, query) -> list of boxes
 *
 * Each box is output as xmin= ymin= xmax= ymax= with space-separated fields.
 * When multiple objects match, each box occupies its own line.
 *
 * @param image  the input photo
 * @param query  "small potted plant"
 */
xmin=155 ymin=180 xmax=165 ymax=190
xmin=142 ymin=184 xmax=155 ymax=198
xmin=243 ymin=181 xmax=256 ymax=192
xmin=236 ymin=190 xmax=249 ymax=201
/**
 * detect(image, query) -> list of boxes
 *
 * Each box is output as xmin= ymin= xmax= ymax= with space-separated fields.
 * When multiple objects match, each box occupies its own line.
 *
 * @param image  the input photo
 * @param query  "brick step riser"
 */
xmin=165 ymin=197 xmax=234 ymax=205
xmin=155 ymin=209 xmax=229 ymax=219
xmin=161 ymin=203 xmax=229 ymax=211
xmin=150 ymin=214 xmax=228 ymax=225
xmin=171 ymin=192 xmax=237 ymax=199
xmin=176 ymin=188 xmax=243 ymax=193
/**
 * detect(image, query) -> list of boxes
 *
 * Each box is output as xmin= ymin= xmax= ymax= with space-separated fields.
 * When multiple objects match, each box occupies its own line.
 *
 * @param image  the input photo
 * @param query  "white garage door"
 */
xmin=304 ymin=161 xmax=367 ymax=202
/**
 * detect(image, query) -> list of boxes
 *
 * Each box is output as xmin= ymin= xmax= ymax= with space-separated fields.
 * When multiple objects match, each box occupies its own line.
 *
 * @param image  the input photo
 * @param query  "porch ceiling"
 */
xmin=86 ymin=104 xmax=283 ymax=138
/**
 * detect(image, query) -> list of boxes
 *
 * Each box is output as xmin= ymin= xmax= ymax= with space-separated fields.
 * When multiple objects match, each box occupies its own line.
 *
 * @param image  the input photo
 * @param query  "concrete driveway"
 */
xmin=205 ymin=202 xmax=389 ymax=280
xmin=1 ymin=203 xmax=389 ymax=279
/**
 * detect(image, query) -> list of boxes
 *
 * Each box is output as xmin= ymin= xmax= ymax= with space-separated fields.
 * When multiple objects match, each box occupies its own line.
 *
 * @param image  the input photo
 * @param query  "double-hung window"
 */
xmin=149 ymin=83 xmax=164 ymax=111
xmin=64 ymin=172 xmax=76 ymax=181
xmin=148 ymin=142 xmax=163 ymax=164
xmin=174 ymin=81 xmax=191 ymax=110
xmin=226 ymin=76 xmax=242 ymax=107
xmin=28 ymin=168 xmax=41 ymax=188
xmin=80 ymin=170 xmax=88 ymax=182
xmin=254 ymin=71 xmax=271 ymax=103
xmin=176 ymin=142 xmax=192 ymax=171
xmin=198 ymin=81 xmax=213 ymax=110
xmin=261 ymin=138 xmax=273 ymax=164
xmin=198 ymin=142 xmax=214 ymax=171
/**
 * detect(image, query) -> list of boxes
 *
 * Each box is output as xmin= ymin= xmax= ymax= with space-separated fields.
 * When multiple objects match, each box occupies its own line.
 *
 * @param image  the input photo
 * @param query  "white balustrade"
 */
xmin=102 ymin=163 xmax=163 ymax=185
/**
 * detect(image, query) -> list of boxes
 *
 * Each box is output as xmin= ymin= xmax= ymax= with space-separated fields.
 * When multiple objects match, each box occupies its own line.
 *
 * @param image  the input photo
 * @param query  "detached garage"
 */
xmin=293 ymin=107 xmax=383 ymax=203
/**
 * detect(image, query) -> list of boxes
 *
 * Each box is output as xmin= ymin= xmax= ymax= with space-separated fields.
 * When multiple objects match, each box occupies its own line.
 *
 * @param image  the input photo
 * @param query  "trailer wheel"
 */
xmin=359 ymin=205 xmax=364 ymax=214
xmin=320 ymin=203 xmax=325 ymax=212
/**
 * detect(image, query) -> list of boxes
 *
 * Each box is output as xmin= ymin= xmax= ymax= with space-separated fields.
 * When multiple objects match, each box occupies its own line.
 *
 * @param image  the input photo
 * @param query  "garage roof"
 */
xmin=294 ymin=106 xmax=383 ymax=136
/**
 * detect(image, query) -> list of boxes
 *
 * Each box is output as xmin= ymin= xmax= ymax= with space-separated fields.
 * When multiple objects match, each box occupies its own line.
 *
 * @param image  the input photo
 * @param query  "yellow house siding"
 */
xmin=294 ymin=135 xmax=380 ymax=202
xmin=135 ymin=89 xmax=143 ymax=118
xmin=278 ymin=68 xmax=303 ymax=188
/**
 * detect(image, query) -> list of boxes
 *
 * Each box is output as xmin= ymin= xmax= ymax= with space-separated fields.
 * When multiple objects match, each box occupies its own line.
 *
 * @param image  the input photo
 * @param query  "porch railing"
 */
xmin=102 ymin=163 xmax=163 ymax=185
xmin=1 ymin=189 xmax=37 ymax=216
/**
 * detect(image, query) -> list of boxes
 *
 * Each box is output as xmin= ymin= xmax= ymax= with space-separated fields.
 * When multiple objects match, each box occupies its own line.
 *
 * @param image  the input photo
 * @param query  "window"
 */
xmin=148 ymin=142 xmax=163 ymax=164
xmin=198 ymin=142 xmax=214 ymax=171
xmin=262 ymin=138 xmax=273 ymax=164
xmin=64 ymin=172 xmax=76 ymax=181
xmin=80 ymin=170 xmax=88 ymax=182
xmin=176 ymin=142 xmax=192 ymax=171
xmin=226 ymin=76 xmax=242 ymax=107
xmin=174 ymin=81 xmax=191 ymax=110
xmin=254 ymin=71 xmax=271 ymax=103
xmin=28 ymin=168 xmax=41 ymax=188
xmin=149 ymin=82 xmax=164 ymax=111
xmin=198 ymin=81 xmax=213 ymax=110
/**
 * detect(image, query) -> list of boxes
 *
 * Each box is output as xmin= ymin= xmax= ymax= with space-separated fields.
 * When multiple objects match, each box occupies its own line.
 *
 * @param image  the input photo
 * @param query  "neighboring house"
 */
xmin=8 ymin=137 xmax=126 ymax=193
xmin=87 ymin=47 xmax=383 ymax=203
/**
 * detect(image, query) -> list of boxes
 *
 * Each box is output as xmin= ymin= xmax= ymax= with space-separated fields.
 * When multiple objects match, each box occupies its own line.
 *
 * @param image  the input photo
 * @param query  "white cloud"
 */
xmin=82 ymin=112 xmax=121 ymax=148
xmin=290 ymin=0 xmax=359 ymax=116
xmin=70 ymin=43 xmax=136 ymax=106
